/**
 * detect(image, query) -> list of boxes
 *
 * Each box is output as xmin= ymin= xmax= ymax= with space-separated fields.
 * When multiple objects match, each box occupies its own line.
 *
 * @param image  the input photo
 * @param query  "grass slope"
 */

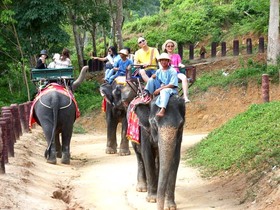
xmin=186 ymin=101 xmax=280 ymax=176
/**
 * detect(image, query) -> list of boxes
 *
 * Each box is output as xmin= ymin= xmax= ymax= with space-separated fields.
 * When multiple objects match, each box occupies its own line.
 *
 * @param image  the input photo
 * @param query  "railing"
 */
xmin=0 ymin=101 xmax=33 ymax=174
xmin=184 ymin=37 xmax=265 ymax=61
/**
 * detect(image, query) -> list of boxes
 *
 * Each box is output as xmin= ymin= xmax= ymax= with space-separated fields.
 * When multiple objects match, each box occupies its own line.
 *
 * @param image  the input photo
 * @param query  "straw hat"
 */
xmin=118 ymin=49 xmax=128 ymax=56
xmin=157 ymin=53 xmax=171 ymax=61
xmin=162 ymin=39 xmax=178 ymax=52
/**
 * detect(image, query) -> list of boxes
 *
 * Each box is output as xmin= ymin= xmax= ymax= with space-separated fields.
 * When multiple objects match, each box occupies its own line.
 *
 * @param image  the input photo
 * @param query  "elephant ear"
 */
xmin=134 ymin=103 xmax=151 ymax=130
xmin=100 ymin=83 xmax=114 ymax=104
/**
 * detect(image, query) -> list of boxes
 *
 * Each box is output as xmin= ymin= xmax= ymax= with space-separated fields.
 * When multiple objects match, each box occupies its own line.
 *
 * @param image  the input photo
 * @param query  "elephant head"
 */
xmin=99 ymin=81 xmax=133 ymax=155
xmin=132 ymin=95 xmax=185 ymax=210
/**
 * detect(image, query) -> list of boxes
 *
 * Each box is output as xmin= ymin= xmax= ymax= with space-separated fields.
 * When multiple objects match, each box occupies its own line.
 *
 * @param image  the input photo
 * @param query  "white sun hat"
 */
xmin=118 ymin=49 xmax=128 ymax=56
xmin=157 ymin=53 xmax=171 ymax=61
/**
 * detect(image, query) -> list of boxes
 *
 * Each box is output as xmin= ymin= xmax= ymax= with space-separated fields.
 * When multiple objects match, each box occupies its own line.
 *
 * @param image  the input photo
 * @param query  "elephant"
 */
xmin=99 ymin=79 xmax=137 ymax=155
xmin=30 ymin=66 xmax=88 ymax=164
xmin=126 ymin=93 xmax=185 ymax=210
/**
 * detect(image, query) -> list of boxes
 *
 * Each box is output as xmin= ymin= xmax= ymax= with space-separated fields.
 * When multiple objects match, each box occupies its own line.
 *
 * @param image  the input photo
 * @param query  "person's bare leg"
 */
xmin=139 ymin=69 xmax=149 ymax=82
xmin=178 ymin=74 xmax=190 ymax=103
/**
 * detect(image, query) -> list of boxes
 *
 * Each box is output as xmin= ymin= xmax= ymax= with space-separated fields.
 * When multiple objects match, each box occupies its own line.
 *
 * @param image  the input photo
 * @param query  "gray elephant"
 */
xmin=30 ymin=66 xmax=88 ymax=164
xmin=126 ymin=94 xmax=185 ymax=210
xmin=99 ymin=81 xmax=136 ymax=155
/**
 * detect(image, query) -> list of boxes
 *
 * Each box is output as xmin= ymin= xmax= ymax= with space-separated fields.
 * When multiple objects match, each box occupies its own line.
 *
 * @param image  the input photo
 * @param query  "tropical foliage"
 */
xmin=0 ymin=0 xmax=272 ymax=108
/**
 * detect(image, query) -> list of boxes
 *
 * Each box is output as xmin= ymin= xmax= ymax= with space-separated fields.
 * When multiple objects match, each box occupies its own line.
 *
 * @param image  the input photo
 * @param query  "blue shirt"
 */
xmin=114 ymin=58 xmax=133 ymax=75
xmin=155 ymin=66 xmax=178 ymax=87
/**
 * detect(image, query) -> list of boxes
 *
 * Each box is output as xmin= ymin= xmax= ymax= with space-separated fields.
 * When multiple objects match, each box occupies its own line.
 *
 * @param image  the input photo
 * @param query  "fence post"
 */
xmin=259 ymin=37 xmax=265 ymax=53
xmin=2 ymin=107 xmax=19 ymax=141
xmin=221 ymin=42 xmax=227 ymax=57
xmin=0 ymin=120 xmax=8 ymax=164
xmin=233 ymin=40 xmax=239 ymax=56
xmin=211 ymin=42 xmax=217 ymax=58
xmin=199 ymin=46 xmax=206 ymax=59
xmin=246 ymin=38 xmax=252 ymax=54
xmin=262 ymin=74 xmax=269 ymax=103
xmin=0 ymin=127 xmax=4 ymax=174
xmin=189 ymin=44 xmax=194 ymax=60
xmin=0 ymin=115 xmax=14 ymax=157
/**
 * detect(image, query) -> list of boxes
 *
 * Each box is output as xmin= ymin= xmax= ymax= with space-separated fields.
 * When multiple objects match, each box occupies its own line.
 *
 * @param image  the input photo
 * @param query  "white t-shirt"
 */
xmin=55 ymin=57 xmax=71 ymax=68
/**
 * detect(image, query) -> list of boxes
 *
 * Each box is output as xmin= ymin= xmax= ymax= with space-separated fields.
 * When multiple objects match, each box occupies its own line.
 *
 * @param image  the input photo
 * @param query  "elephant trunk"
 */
xmin=157 ymin=126 xmax=178 ymax=210
xmin=72 ymin=66 xmax=88 ymax=91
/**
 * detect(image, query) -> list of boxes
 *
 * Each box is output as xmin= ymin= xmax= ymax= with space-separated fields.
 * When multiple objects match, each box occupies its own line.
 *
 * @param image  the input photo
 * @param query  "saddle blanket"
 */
xmin=126 ymin=96 xmax=151 ymax=144
xmin=29 ymin=83 xmax=80 ymax=129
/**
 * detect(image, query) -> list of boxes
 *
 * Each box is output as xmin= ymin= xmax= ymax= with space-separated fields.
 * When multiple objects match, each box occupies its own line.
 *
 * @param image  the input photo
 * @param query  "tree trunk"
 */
xmin=70 ymin=12 xmax=85 ymax=71
xmin=108 ymin=0 xmax=117 ymax=49
xmin=267 ymin=0 xmax=279 ymax=65
xmin=116 ymin=0 xmax=123 ymax=50
xmin=91 ymin=25 xmax=97 ymax=56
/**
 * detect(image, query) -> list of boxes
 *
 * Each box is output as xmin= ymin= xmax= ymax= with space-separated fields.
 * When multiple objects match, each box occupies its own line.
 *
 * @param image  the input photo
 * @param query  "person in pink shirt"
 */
xmin=162 ymin=39 xmax=190 ymax=103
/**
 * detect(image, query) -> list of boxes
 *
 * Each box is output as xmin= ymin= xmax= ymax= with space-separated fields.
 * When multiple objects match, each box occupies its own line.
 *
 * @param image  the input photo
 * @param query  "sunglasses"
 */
xmin=166 ymin=45 xmax=174 ymax=48
xmin=138 ymin=40 xmax=145 ymax=44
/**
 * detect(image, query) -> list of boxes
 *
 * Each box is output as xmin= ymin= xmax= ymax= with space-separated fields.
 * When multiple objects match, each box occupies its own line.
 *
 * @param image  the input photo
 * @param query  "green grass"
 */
xmin=191 ymin=61 xmax=278 ymax=94
xmin=185 ymin=101 xmax=280 ymax=176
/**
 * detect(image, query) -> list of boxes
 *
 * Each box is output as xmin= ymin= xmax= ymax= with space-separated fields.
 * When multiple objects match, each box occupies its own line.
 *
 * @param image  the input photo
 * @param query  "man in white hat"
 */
xmin=143 ymin=53 xmax=178 ymax=117
xmin=134 ymin=37 xmax=159 ymax=82
xmin=105 ymin=49 xmax=133 ymax=84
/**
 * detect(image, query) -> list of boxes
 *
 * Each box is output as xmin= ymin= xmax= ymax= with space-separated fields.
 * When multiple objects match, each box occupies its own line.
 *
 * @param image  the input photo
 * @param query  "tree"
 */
xmin=267 ymin=0 xmax=279 ymax=65
xmin=116 ymin=0 xmax=124 ymax=50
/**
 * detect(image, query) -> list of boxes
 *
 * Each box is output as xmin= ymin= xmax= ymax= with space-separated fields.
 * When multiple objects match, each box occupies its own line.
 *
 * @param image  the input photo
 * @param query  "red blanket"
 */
xmin=102 ymin=97 xmax=106 ymax=112
xmin=29 ymin=83 xmax=80 ymax=129
xmin=126 ymin=96 xmax=151 ymax=144
xmin=126 ymin=109 xmax=140 ymax=144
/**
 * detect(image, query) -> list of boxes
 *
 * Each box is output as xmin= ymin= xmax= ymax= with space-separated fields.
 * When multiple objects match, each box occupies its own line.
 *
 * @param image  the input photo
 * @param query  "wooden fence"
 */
xmin=0 ymin=102 xmax=32 ymax=174
xmin=183 ymin=37 xmax=265 ymax=60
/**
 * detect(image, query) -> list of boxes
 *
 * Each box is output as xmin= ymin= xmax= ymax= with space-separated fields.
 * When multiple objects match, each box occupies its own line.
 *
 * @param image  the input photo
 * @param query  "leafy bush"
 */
xmin=74 ymin=80 xmax=102 ymax=115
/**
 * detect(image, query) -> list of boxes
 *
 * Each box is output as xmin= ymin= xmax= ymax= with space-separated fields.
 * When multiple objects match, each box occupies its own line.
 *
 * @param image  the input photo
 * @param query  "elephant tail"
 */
xmin=45 ymin=100 xmax=59 ymax=159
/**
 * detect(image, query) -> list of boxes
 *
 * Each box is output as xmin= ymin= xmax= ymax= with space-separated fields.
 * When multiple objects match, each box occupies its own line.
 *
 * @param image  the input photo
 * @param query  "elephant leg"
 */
xmin=119 ymin=117 xmax=130 ymax=156
xmin=106 ymin=118 xmax=118 ymax=154
xmin=46 ymin=141 xmax=57 ymax=164
xmin=60 ymin=123 xmax=74 ymax=165
xmin=41 ymin=124 xmax=57 ymax=164
xmin=55 ymin=133 xmax=62 ymax=158
xmin=141 ymin=132 xmax=158 ymax=203
xmin=132 ymin=143 xmax=147 ymax=192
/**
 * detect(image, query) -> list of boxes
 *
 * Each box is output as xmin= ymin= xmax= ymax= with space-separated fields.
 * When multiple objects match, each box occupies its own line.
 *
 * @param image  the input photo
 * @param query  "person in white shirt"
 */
xmin=55 ymin=48 xmax=72 ymax=68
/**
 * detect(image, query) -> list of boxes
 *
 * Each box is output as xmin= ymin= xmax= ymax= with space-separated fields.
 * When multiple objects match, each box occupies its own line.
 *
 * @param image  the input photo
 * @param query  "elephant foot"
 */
xmin=106 ymin=147 xmax=117 ymax=154
xmin=119 ymin=148 xmax=131 ymax=156
xmin=45 ymin=149 xmax=57 ymax=164
xmin=61 ymin=153 xmax=70 ymax=164
xmin=47 ymin=157 xmax=57 ymax=164
xmin=136 ymin=182 xmax=147 ymax=192
xmin=56 ymin=151 xmax=62 ymax=158
xmin=146 ymin=193 xmax=157 ymax=203
xmin=164 ymin=200 xmax=177 ymax=210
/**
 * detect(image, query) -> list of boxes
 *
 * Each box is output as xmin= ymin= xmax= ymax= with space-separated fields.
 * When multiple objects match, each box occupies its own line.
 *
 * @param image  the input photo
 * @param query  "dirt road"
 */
xmin=1 ymin=129 xmax=248 ymax=210
xmin=68 ymin=132 xmax=244 ymax=210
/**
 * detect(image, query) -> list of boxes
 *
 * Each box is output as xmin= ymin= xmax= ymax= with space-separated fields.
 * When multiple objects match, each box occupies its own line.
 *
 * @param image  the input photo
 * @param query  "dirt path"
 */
xmin=3 ymin=127 xmax=276 ymax=210
xmin=67 ymin=132 xmax=244 ymax=210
